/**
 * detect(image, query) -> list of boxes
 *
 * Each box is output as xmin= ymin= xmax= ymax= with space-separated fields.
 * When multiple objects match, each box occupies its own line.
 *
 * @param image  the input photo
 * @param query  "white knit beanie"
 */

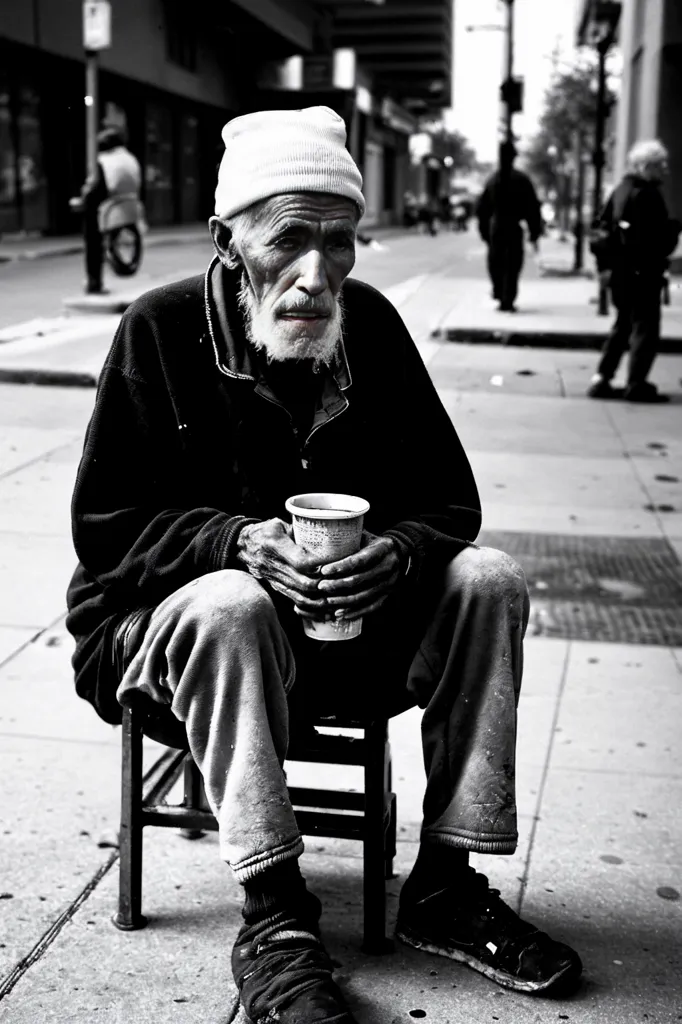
xmin=214 ymin=106 xmax=365 ymax=219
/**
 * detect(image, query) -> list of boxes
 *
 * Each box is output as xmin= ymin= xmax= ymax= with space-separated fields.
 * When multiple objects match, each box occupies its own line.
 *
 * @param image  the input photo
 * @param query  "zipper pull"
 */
xmin=301 ymin=457 xmax=309 ymax=470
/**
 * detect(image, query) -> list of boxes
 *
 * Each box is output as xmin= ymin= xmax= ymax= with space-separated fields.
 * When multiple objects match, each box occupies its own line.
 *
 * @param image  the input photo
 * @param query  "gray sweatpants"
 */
xmin=116 ymin=546 xmax=529 ymax=882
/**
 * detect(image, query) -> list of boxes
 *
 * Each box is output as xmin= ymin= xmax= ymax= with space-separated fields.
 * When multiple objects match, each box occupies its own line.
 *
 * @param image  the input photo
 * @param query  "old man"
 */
xmin=67 ymin=107 xmax=581 ymax=1023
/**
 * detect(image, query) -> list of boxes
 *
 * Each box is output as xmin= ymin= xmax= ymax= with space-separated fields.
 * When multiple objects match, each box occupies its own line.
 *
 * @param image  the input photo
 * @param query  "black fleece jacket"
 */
xmin=66 ymin=262 xmax=482 ymax=724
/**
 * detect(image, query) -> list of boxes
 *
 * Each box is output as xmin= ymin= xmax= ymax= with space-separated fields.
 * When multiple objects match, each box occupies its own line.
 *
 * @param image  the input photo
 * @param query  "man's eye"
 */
xmin=274 ymin=235 xmax=299 ymax=251
xmin=328 ymin=237 xmax=354 ymax=252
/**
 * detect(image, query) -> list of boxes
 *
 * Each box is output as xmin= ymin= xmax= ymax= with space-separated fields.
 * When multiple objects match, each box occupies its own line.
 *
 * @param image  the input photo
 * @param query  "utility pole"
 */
xmin=573 ymin=132 xmax=586 ymax=273
xmin=593 ymin=36 xmax=609 ymax=312
xmin=81 ymin=1 xmax=111 ymax=293
xmin=503 ymin=0 xmax=515 ymax=149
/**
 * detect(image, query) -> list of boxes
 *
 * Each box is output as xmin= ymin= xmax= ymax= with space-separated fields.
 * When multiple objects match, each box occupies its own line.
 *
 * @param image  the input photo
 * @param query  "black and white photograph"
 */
xmin=0 ymin=0 xmax=680 ymax=1021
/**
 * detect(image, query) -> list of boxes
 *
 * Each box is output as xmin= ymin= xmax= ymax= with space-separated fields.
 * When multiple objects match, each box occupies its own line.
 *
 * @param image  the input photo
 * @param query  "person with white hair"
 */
xmin=66 ymin=106 xmax=582 ymax=1023
xmin=588 ymin=138 xmax=680 ymax=402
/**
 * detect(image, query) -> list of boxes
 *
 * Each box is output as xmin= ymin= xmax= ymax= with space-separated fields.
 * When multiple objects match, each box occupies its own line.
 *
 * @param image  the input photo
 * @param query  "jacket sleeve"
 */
xmin=71 ymin=306 xmax=257 ymax=609
xmin=522 ymin=175 xmax=543 ymax=242
xmin=476 ymin=183 xmax=492 ymax=242
xmin=378 ymin=305 xmax=482 ymax=576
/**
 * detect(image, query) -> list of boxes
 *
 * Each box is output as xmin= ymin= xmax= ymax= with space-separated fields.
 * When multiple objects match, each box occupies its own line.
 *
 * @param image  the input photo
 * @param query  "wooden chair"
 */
xmin=112 ymin=703 xmax=397 ymax=953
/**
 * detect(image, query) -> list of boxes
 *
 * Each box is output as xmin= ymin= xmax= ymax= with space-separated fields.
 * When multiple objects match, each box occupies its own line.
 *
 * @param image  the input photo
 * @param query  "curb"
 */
xmin=0 ymin=367 xmax=98 ymax=388
xmin=63 ymin=296 xmax=136 ymax=315
xmin=0 ymin=232 xmax=209 ymax=264
xmin=432 ymin=326 xmax=682 ymax=354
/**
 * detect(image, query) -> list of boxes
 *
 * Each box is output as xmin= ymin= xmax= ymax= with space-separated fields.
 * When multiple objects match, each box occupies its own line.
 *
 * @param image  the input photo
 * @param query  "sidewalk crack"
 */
xmin=516 ymin=640 xmax=572 ymax=915
xmin=0 ymin=851 xmax=119 ymax=1002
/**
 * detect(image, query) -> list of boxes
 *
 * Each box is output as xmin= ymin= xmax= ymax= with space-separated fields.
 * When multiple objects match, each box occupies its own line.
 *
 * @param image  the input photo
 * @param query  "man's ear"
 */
xmin=209 ymin=216 xmax=239 ymax=268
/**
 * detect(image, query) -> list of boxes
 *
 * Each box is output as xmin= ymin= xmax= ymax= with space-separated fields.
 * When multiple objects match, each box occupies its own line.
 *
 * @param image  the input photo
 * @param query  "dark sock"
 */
xmin=242 ymin=860 xmax=318 ymax=929
xmin=401 ymin=843 xmax=470 ymax=904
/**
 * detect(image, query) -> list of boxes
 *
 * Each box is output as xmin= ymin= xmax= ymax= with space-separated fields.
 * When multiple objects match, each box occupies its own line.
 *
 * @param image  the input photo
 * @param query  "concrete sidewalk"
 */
xmin=1 ymin=237 xmax=681 ymax=1022
xmin=432 ymin=234 xmax=682 ymax=352
xmin=1 ymin=334 xmax=681 ymax=1022
xmin=433 ymin=273 xmax=682 ymax=351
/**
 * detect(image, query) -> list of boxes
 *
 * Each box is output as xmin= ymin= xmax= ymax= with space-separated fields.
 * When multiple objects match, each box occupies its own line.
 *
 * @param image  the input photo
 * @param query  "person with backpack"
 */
xmin=587 ymin=139 xmax=680 ymax=403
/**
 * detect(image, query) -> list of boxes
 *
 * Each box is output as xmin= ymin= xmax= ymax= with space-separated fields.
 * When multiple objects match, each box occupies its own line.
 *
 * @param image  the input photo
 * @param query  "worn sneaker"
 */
xmin=587 ymin=379 xmax=623 ymax=399
xmin=396 ymin=870 xmax=582 ymax=996
xmin=232 ymin=916 xmax=357 ymax=1024
xmin=623 ymin=381 xmax=670 ymax=403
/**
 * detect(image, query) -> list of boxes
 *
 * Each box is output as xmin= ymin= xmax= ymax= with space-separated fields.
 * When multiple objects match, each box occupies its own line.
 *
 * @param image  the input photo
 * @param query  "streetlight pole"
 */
xmin=592 ymin=37 xmax=608 ymax=236
xmin=503 ymin=0 xmax=515 ymax=148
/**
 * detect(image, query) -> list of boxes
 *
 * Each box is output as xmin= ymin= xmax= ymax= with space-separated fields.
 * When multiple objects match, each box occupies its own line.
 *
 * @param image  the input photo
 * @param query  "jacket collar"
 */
xmin=203 ymin=255 xmax=351 ymax=392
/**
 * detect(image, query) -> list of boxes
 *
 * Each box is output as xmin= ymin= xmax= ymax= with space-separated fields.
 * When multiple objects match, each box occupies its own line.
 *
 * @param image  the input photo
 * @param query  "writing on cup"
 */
xmin=285 ymin=492 xmax=370 ymax=641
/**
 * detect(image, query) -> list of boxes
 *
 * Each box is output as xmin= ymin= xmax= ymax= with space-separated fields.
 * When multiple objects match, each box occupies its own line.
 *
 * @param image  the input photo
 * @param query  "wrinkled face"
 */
xmin=213 ymin=192 xmax=358 ymax=366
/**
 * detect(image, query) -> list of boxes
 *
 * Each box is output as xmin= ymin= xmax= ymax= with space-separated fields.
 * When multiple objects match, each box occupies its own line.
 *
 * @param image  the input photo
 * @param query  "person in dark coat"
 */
xmin=587 ymin=139 xmax=680 ymax=403
xmin=66 ymin=107 xmax=582 ymax=1024
xmin=476 ymin=143 xmax=543 ymax=311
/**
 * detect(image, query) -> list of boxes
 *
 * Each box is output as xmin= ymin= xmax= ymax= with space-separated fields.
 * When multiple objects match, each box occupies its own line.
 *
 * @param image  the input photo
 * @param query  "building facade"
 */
xmin=0 ymin=0 xmax=454 ymax=237
xmin=613 ymin=0 xmax=682 ymax=218
xmin=0 ymin=0 xmax=317 ymax=235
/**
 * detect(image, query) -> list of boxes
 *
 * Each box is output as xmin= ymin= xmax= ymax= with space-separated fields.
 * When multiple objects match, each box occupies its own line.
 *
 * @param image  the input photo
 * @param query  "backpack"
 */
xmin=588 ymin=186 xmax=630 ymax=270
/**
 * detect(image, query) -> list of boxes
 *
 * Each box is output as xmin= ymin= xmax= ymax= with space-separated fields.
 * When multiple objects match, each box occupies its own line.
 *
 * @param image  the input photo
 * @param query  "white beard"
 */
xmin=238 ymin=276 xmax=343 ymax=369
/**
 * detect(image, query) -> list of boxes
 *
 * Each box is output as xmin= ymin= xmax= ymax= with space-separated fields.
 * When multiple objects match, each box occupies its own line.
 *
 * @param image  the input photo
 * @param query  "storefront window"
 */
xmin=0 ymin=74 xmax=19 ymax=233
xmin=145 ymin=100 xmax=174 ymax=224
xmin=16 ymin=83 xmax=48 ymax=231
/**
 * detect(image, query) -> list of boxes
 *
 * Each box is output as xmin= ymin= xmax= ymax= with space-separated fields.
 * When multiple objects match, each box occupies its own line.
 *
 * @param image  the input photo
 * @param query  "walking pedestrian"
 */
xmin=66 ymin=105 xmax=582 ymax=1024
xmin=476 ymin=143 xmax=543 ymax=312
xmin=79 ymin=127 xmax=142 ymax=294
xmin=587 ymin=139 xmax=680 ymax=403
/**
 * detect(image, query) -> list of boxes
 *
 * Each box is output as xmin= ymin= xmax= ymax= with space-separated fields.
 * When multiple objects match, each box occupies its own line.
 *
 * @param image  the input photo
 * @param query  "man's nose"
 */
xmin=296 ymin=249 xmax=328 ymax=295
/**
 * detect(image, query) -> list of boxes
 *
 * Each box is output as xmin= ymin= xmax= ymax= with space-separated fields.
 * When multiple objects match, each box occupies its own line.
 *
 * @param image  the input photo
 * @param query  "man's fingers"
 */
xmin=269 ymin=580 xmax=328 ymax=616
xmin=338 ymin=594 xmax=389 ymax=621
xmin=317 ymin=559 xmax=397 ymax=595
xmin=323 ymin=577 xmax=396 ymax=609
xmin=319 ymin=537 xmax=393 ymax=578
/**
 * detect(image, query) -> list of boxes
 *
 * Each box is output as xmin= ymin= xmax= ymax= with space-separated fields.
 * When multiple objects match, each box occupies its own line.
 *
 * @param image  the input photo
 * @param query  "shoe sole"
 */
xmin=395 ymin=924 xmax=577 ymax=995
xmin=243 ymin=1008 xmax=352 ymax=1024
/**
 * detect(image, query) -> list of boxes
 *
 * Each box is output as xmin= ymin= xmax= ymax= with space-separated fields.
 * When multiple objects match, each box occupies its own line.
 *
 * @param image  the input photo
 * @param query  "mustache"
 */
xmin=276 ymin=301 xmax=335 ymax=317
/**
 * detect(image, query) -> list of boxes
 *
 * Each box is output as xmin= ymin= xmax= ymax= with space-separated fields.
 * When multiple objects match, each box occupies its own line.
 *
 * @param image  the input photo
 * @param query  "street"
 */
xmin=1 ymin=229 xmax=681 ymax=1022
xmin=0 ymin=224 xmax=498 ymax=331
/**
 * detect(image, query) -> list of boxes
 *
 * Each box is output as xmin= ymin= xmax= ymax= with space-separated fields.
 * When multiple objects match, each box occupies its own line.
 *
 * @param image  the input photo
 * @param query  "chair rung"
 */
xmin=142 ymin=748 xmax=187 ymax=806
xmin=288 ymin=787 xmax=365 ymax=812
xmin=142 ymin=805 xmax=219 ymax=831
xmin=294 ymin=810 xmax=365 ymax=839
xmin=287 ymin=735 xmax=366 ymax=765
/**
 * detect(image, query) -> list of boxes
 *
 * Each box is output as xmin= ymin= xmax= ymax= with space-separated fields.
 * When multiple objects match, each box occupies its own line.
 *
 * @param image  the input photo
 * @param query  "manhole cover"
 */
xmin=478 ymin=531 xmax=682 ymax=645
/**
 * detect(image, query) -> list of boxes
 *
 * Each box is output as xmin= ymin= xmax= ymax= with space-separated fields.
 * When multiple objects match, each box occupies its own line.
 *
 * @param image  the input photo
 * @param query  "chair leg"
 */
xmin=361 ymin=720 xmax=393 ymax=954
xmin=113 ymin=705 xmax=147 ymax=930
xmin=385 ymin=793 xmax=397 ymax=881
xmin=180 ymin=756 xmax=207 ymax=840
xmin=384 ymin=750 xmax=397 ymax=880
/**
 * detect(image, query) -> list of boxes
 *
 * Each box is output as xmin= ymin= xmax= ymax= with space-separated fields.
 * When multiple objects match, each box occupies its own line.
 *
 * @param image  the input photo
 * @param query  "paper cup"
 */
xmin=285 ymin=492 xmax=370 ymax=641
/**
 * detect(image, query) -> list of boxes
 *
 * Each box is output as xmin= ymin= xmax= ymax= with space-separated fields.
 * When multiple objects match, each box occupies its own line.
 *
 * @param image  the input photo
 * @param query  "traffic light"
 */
xmin=500 ymin=77 xmax=524 ymax=114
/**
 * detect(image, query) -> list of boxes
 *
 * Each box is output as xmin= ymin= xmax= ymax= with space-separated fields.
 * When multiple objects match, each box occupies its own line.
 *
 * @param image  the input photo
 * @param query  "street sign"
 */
xmin=83 ymin=1 xmax=111 ymax=51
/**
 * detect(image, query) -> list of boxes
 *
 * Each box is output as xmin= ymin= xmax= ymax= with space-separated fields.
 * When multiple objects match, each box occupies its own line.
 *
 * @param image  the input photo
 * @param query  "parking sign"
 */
xmin=83 ymin=1 xmax=111 ymax=51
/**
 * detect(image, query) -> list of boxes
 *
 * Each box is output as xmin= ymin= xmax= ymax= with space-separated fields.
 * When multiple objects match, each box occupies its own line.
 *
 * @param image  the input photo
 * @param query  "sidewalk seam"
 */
xmin=516 ymin=640 xmax=572 ymax=916
xmin=0 ymin=851 xmax=119 ymax=1002
xmin=0 ymin=439 xmax=81 ymax=484
xmin=603 ymin=402 xmax=668 ymax=542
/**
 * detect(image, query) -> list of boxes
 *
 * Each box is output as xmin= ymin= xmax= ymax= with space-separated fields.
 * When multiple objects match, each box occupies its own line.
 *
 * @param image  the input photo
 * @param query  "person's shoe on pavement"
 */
xmin=233 ymin=864 xmax=356 ymax=1024
xmin=396 ymin=865 xmax=582 ymax=996
xmin=587 ymin=376 xmax=623 ymax=399
xmin=623 ymin=381 xmax=670 ymax=403
xmin=232 ymin=918 xmax=356 ymax=1024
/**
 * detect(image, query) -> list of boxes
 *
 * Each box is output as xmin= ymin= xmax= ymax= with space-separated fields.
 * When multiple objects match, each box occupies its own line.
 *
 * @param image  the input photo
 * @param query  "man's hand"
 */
xmin=236 ymin=519 xmax=330 ymax=620
xmin=314 ymin=532 xmax=405 ymax=622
